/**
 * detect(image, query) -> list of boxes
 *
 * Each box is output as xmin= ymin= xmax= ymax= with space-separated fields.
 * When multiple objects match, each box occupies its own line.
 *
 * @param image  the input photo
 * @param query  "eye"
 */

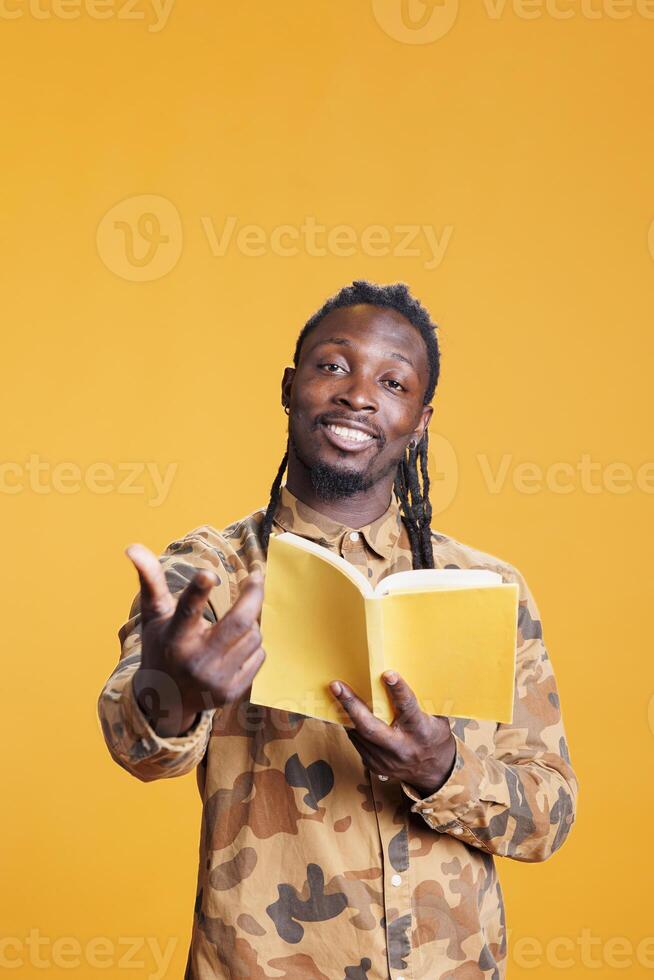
xmin=318 ymin=362 xmax=405 ymax=391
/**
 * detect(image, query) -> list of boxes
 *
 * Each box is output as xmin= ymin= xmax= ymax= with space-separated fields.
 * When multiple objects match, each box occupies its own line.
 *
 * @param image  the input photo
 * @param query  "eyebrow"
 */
xmin=309 ymin=336 xmax=415 ymax=369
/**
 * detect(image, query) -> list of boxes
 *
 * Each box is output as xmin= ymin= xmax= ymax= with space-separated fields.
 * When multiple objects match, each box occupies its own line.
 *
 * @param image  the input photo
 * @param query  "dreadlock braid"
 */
xmin=417 ymin=429 xmax=435 ymax=568
xmin=260 ymin=447 xmax=288 ymax=555
xmin=260 ymin=280 xmax=441 ymax=569
xmin=393 ymin=454 xmax=422 ymax=569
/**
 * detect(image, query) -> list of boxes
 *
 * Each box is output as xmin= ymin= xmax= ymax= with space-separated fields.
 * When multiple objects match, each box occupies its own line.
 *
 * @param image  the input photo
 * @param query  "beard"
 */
xmin=289 ymin=425 xmax=399 ymax=501
xmin=305 ymin=459 xmax=376 ymax=500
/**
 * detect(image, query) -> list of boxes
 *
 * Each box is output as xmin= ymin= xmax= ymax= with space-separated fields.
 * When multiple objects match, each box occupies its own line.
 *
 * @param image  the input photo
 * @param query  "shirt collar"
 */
xmin=272 ymin=484 xmax=403 ymax=561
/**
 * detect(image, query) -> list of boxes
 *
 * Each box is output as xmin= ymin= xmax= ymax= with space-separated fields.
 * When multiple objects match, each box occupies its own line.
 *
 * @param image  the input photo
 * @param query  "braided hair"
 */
xmin=260 ymin=280 xmax=440 ymax=568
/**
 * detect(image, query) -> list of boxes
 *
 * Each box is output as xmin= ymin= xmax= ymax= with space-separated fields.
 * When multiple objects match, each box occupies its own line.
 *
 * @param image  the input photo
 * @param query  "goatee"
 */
xmin=290 ymin=425 xmax=399 ymax=501
xmin=306 ymin=460 xmax=377 ymax=501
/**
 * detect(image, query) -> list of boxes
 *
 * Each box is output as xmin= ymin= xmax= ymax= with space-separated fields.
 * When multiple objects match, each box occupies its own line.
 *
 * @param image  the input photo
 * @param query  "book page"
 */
xmin=251 ymin=533 xmax=372 ymax=724
xmin=270 ymin=531 xmax=373 ymax=596
xmin=374 ymin=568 xmax=502 ymax=597
xmin=371 ymin=584 xmax=519 ymax=724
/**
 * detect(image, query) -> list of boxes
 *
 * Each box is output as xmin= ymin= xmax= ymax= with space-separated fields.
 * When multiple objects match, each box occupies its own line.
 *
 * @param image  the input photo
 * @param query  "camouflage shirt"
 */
xmin=98 ymin=485 xmax=578 ymax=979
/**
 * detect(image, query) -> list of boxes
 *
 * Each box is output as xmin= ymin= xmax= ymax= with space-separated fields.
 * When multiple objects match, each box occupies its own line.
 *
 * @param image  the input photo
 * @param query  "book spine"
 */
xmin=364 ymin=597 xmax=394 ymax=725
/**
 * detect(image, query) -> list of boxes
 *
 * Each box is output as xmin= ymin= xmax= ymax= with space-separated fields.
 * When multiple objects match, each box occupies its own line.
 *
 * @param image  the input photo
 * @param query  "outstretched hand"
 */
xmin=126 ymin=543 xmax=266 ymax=737
xmin=329 ymin=671 xmax=456 ymax=797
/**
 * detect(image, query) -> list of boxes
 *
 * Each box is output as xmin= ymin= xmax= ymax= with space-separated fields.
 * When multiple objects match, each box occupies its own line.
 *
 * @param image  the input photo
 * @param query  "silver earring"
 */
xmin=283 ymin=405 xmax=290 ymax=415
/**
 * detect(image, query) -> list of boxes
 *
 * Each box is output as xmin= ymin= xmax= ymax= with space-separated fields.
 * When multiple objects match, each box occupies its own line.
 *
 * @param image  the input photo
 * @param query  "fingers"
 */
xmin=329 ymin=681 xmax=388 ymax=745
xmin=126 ymin=543 xmax=175 ymax=623
xmin=346 ymin=730 xmax=389 ymax=779
xmin=220 ymin=622 xmax=264 ymax=672
xmin=207 ymin=571 xmax=264 ymax=649
xmin=195 ymin=627 xmax=266 ymax=703
xmin=168 ymin=568 xmax=219 ymax=640
xmin=382 ymin=671 xmax=421 ymax=724
xmin=228 ymin=644 xmax=266 ymax=698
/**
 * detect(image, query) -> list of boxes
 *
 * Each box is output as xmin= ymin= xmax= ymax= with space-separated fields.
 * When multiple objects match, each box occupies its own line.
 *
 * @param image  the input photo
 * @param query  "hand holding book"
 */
xmin=252 ymin=531 xmax=520 ymax=726
xmin=329 ymin=670 xmax=457 ymax=797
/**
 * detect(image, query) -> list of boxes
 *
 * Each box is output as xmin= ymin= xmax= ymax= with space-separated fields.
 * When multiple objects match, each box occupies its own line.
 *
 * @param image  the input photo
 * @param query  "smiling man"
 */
xmin=98 ymin=280 xmax=578 ymax=979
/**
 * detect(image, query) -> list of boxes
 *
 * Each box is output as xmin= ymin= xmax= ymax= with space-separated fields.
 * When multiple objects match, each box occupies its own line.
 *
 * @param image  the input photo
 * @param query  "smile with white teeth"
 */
xmin=325 ymin=423 xmax=375 ymax=444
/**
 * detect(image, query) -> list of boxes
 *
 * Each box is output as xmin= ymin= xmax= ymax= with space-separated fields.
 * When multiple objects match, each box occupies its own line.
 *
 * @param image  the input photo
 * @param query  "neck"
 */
xmin=285 ymin=454 xmax=395 ymax=529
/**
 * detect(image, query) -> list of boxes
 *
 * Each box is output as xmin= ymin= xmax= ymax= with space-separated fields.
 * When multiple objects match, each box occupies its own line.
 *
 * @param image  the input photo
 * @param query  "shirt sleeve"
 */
xmin=97 ymin=530 xmax=235 ymax=783
xmin=401 ymin=564 xmax=579 ymax=863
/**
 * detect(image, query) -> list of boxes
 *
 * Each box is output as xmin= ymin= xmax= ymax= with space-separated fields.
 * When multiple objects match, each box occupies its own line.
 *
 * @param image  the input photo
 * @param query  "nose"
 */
xmin=332 ymin=371 xmax=378 ymax=413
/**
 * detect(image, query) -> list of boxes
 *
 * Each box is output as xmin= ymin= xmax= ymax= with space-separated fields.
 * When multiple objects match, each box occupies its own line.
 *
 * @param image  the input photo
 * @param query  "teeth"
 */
xmin=326 ymin=423 xmax=374 ymax=443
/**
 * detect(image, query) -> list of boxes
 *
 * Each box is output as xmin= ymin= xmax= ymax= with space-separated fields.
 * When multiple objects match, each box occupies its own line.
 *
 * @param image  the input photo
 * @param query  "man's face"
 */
xmin=282 ymin=304 xmax=433 ymax=499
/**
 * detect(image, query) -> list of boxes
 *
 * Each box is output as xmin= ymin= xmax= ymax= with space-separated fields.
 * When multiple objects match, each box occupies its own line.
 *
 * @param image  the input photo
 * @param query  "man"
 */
xmin=98 ymin=280 xmax=578 ymax=979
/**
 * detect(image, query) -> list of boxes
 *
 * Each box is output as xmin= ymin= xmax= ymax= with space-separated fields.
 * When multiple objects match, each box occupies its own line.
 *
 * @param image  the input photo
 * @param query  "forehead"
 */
xmin=302 ymin=304 xmax=429 ymax=378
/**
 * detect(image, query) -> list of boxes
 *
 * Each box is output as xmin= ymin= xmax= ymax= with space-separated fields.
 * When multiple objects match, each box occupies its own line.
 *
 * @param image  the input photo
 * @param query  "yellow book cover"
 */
xmin=251 ymin=531 xmax=519 ymax=726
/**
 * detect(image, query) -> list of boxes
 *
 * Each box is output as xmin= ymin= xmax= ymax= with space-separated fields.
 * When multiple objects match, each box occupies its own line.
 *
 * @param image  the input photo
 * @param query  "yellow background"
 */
xmin=2 ymin=1 xmax=653 ymax=976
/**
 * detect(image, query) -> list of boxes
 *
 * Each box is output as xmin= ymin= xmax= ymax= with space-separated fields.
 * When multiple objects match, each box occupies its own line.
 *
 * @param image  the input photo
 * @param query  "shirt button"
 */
xmin=391 ymin=874 xmax=402 ymax=887
xmin=349 ymin=531 xmax=360 ymax=541
xmin=377 ymin=774 xmax=388 ymax=781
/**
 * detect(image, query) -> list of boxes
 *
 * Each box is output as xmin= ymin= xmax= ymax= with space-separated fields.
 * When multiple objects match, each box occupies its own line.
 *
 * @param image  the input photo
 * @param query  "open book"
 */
xmin=251 ymin=531 xmax=519 ymax=726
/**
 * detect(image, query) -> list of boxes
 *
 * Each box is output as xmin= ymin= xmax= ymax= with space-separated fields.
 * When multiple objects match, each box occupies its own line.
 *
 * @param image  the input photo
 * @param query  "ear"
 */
xmin=412 ymin=404 xmax=433 ymax=444
xmin=281 ymin=366 xmax=295 ymax=412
